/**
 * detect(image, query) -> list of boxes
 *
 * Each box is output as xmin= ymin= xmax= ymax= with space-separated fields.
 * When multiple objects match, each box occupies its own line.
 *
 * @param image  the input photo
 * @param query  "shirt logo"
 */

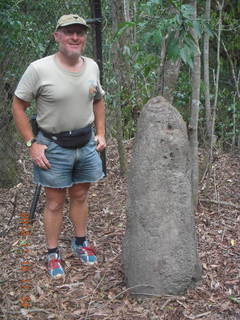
xmin=88 ymin=80 xmax=97 ymax=100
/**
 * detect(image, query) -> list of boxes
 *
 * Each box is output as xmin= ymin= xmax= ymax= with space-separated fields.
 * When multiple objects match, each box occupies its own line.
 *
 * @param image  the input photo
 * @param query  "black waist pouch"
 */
xmin=30 ymin=114 xmax=39 ymax=136
xmin=40 ymin=125 xmax=92 ymax=149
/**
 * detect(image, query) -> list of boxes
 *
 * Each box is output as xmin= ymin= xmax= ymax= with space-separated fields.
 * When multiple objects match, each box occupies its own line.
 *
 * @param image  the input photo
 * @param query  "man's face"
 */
xmin=54 ymin=24 xmax=87 ymax=58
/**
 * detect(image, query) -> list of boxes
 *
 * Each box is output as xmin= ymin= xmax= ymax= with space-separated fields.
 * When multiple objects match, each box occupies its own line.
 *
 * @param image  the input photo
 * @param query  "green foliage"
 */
xmin=107 ymin=1 xmax=205 ymax=139
xmin=0 ymin=0 xmax=90 ymax=83
xmin=115 ymin=2 xmax=209 ymax=71
xmin=0 ymin=0 xmax=91 ymax=186
xmin=1 ymin=0 xmax=239 ymax=152
xmin=215 ymin=92 xmax=240 ymax=147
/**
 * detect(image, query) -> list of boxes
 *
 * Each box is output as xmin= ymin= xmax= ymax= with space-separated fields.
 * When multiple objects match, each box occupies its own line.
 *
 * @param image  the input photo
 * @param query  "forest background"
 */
xmin=0 ymin=1 xmax=240 ymax=319
xmin=0 ymin=0 xmax=239 ymax=186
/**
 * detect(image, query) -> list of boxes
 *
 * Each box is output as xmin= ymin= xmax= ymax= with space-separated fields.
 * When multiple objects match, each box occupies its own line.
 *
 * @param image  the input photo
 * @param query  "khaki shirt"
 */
xmin=15 ymin=55 xmax=104 ymax=133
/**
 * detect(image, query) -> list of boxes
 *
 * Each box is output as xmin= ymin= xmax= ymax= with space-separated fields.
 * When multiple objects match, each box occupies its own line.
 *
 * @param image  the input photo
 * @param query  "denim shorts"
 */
xmin=33 ymin=131 xmax=104 ymax=188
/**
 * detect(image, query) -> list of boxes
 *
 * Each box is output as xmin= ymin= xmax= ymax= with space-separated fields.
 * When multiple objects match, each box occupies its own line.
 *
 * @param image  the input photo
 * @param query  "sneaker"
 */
xmin=71 ymin=239 xmax=97 ymax=264
xmin=47 ymin=252 xmax=65 ymax=278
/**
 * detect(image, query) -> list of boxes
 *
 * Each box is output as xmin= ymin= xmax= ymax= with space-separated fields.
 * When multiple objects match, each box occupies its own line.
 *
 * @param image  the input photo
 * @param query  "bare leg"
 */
xmin=44 ymin=187 xmax=66 ymax=249
xmin=68 ymin=183 xmax=91 ymax=237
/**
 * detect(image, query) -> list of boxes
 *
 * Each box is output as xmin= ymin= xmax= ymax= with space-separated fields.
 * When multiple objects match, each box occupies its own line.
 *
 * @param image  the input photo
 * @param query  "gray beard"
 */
xmin=60 ymin=47 xmax=82 ymax=59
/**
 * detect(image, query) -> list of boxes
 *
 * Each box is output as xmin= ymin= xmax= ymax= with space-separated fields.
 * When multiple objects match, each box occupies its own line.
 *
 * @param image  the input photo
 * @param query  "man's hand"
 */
xmin=29 ymin=143 xmax=51 ymax=170
xmin=95 ymin=135 xmax=106 ymax=152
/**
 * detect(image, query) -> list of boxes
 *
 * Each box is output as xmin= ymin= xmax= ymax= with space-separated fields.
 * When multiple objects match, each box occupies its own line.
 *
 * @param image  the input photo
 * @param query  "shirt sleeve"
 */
xmin=94 ymin=65 xmax=105 ymax=101
xmin=14 ymin=64 xmax=39 ymax=102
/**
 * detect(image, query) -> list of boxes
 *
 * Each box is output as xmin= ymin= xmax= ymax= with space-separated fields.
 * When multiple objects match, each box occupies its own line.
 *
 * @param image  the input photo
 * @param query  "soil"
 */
xmin=0 ymin=140 xmax=240 ymax=320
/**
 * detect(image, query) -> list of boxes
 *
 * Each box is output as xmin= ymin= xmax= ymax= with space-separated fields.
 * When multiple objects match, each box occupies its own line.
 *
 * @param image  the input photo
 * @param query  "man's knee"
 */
xmin=45 ymin=187 xmax=66 ymax=214
xmin=69 ymin=190 xmax=88 ymax=203
xmin=46 ymin=199 xmax=65 ymax=213
xmin=69 ymin=183 xmax=90 ymax=203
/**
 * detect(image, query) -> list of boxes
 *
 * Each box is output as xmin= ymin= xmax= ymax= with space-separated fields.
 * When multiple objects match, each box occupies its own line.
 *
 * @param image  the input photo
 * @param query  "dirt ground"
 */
xmin=0 ymin=140 xmax=240 ymax=320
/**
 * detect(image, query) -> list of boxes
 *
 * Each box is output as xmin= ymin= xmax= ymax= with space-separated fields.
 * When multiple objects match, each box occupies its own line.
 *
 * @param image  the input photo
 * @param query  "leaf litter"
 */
xmin=0 ymin=141 xmax=239 ymax=320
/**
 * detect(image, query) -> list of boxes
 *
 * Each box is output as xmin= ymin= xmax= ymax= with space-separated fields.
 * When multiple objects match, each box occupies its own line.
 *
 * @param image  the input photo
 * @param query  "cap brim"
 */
xmin=57 ymin=22 xmax=89 ymax=30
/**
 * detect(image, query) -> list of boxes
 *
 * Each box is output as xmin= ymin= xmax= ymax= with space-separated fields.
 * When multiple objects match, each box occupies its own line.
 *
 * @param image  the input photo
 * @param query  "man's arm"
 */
xmin=12 ymin=95 xmax=51 ymax=169
xmin=93 ymin=98 xmax=106 ymax=151
xmin=12 ymin=95 xmax=33 ymax=142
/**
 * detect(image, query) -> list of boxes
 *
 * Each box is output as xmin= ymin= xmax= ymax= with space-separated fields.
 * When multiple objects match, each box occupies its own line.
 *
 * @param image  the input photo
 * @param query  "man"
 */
xmin=12 ymin=14 xmax=106 ymax=278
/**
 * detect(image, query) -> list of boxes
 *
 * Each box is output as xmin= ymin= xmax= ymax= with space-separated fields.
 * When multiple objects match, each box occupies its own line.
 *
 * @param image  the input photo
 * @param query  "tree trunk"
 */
xmin=189 ymin=0 xmax=201 ymax=209
xmin=157 ymin=7 xmax=181 ymax=104
xmin=203 ymin=0 xmax=212 ymax=143
xmin=211 ymin=0 xmax=224 ymax=159
xmin=110 ymin=0 xmax=127 ymax=176
xmin=158 ymin=58 xmax=181 ymax=104
xmin=123 ymin=0 xmax=130 ymax=22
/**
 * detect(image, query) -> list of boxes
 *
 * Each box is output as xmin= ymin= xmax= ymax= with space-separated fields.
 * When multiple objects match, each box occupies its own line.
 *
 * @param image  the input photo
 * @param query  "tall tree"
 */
xmin=157 ymin=5 xmax=181 ymax=104
xmin=158 ymin=57 xmax=181 ymax=104
xmin=203 ymin=0 xmax=212 ymax=143
xmin=110 ymin=0 xmax=127 ymax=176
xmin=210 ymin=0 xmax=224 ymax=159
xmin=189 ymin=0 xmax=201 ymax=208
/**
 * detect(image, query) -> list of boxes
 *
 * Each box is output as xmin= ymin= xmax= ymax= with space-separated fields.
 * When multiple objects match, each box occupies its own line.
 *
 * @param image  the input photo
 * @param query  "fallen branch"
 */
xmin=56 ymin=281 xmax=84 ymax=289
xmin=2 ymin=308 xmax=51 ymax=315
xmin=199 ymin=198 xmax=240 ymax=209
xmin=21 ymin=308 xmax=52 ymax=315
xmin=161 ymin=297 xmax=175 ymax=310
xmin=184 ymin=311 xmax=211 ymax=319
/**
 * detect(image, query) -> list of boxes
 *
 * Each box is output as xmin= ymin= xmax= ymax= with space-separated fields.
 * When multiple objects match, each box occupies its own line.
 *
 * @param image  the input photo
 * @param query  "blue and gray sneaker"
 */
xmin=47 ymin=252 xmax=65 ymax=278
xmin=71 ymin=240 xmax=97 ymax=264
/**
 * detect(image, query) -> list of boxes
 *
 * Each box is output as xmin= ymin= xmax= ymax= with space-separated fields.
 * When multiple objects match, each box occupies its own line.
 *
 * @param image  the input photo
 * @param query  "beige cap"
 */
xmin=56 ymin=14 xmax=89 ymax=30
